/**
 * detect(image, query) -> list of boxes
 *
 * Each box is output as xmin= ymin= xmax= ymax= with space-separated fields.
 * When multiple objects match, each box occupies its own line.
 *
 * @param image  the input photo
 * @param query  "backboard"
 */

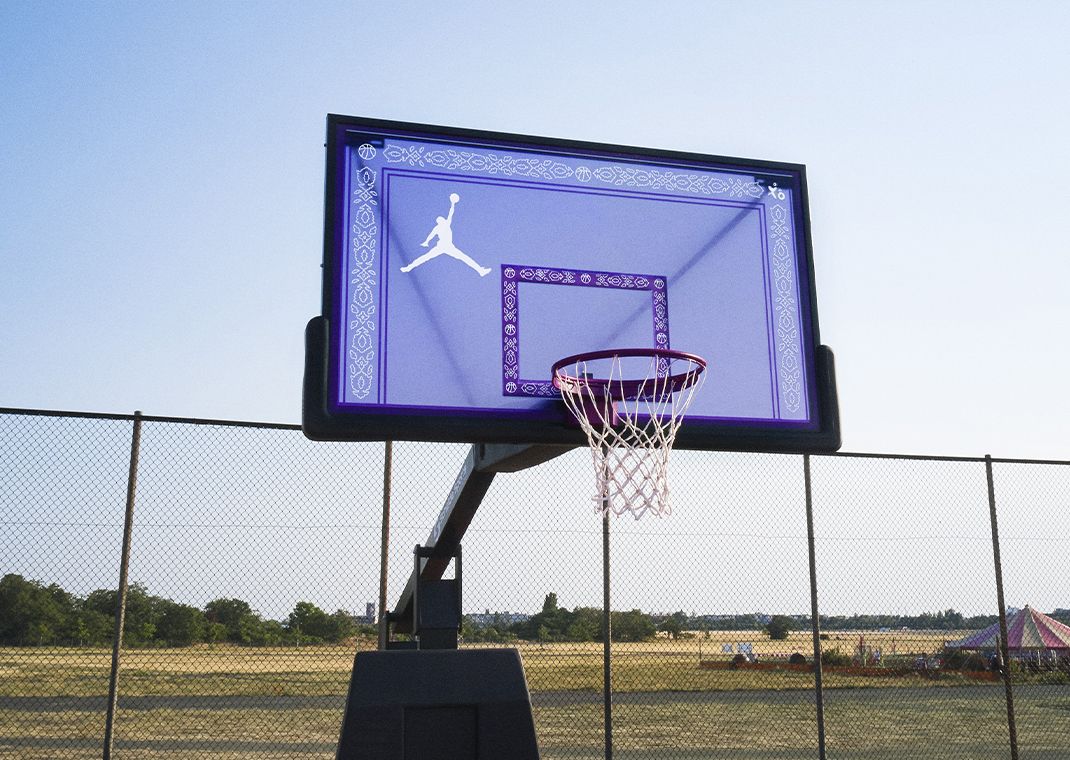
xmin=303 ymin=115 xmax=840 ymax=452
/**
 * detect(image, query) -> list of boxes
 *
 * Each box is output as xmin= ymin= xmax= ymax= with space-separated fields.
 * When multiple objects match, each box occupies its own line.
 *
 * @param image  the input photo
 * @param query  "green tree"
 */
xmin=658 ymin=611 xmax=688 ymax=640
xmin=73 ymin=608 xmax=112 ymax=646
xmin=942 ymin=608 xmax=964 ymax=628
xmin=287 ymin=601 xmax=347 ymax=643
xmin=566 ymin=608 xmax=602 ymax=641
xmin=0 ymin=574 xmax=78 ymax=645
xmin=204 ymin=598 xmax=262 ymax=644
xmin=247 ymin=619 xmax=286 ymax=646
xmin=324 ymin=609 xmax=357 ymax=642
xmin=766 ymin=615 xmax=794 ymax=641
xmin=84 ymin=583 xmax=161 ymax=646
xmin=542 ymin=593 xmax=559 ymax=614
xmin=205 ymin=622 xmax=229 ymax=645
xmin=611 ymin=609 xmax=655 ymax=642
xmin=515 ymin=593 xmax=573 ymax=641
xmin=156 ymin=601 xmax=207 ymax=646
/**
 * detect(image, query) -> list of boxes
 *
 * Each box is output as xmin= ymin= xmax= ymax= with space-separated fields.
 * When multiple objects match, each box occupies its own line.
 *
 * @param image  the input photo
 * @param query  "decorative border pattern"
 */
xmin=768 ymin=203 xmax=802 ymax=413
xmin=501 ymin=265 xmax=668 ymax=397
xmin=382 ymin=145 xmax=764 ymax=200
xmin=347 ymin=151 xmax=379 ymax=400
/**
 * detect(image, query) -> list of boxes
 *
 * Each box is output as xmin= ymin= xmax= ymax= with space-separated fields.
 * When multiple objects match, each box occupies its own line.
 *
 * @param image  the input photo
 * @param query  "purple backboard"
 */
xmin=303 ymin=116 xmax=840 ymax=452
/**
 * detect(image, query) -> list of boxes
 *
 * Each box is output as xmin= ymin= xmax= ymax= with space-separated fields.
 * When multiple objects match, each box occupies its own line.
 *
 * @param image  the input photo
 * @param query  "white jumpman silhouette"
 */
xmin=400 ymin=193 xmax=491 ymax=277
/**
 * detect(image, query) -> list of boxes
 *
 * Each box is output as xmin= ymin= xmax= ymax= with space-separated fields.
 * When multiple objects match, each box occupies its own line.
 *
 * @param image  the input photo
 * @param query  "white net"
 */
xmin=554 ymin=351 xmax=705 ymax=520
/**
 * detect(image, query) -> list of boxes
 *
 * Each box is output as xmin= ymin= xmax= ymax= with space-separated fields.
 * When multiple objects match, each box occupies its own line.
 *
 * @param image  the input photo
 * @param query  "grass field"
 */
xmin=1 ymin=635 xmax=1067 ymax=759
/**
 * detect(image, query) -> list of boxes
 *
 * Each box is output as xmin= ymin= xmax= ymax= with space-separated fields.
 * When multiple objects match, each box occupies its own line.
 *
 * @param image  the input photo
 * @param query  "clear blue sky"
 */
xmin=3 ymin=2 xmax=1069 ymax=620
xmin=3 ymin=0 xmax=1069 ymax=460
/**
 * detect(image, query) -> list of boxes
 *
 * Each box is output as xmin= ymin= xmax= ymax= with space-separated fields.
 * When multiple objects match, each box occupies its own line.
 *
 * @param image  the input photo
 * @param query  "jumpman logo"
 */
xmin=400 ymin=192 xmax=492 ymax=277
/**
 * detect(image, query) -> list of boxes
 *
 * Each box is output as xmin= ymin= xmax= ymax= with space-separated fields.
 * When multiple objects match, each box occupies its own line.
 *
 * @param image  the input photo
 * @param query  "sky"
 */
xmin=2 ymin=3 xmax=1070 ymax=620
xmin=2 ymin=1 xmax=1069 ymax=459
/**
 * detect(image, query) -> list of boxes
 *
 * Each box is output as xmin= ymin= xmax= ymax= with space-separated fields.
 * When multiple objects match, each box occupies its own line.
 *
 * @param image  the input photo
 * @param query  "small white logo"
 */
xmin=400 ymin=193 xmax=492 ymax=278
xmin=357 ymin=143 xmax=376 ymax=160
xmin=767 ymin=183 xmax=786 ymax=201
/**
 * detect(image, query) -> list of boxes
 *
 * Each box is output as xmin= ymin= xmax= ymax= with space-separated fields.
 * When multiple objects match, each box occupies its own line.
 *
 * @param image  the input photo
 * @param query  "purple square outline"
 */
xmin=500 ymin=264 xmax=669 ymax=398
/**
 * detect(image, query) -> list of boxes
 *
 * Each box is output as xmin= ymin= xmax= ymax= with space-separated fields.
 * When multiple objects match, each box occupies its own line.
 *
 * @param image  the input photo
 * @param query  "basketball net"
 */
xmin=554 ymin=351 xmax=705 ymax=520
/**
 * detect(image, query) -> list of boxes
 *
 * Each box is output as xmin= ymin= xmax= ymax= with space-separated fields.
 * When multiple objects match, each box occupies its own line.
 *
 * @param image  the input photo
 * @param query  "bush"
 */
xmin=821 ymin=647 xmax=851 ymax=667
xmin=943 ymin=649 xmax=988 ymax=672
xmin=1032 ymin=669 xmax=1070 ymax=686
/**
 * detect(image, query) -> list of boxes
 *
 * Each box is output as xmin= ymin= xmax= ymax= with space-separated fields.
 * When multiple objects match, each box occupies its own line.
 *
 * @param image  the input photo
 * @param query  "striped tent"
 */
xmin=950 ymin=606 xmax=1070 ymax=653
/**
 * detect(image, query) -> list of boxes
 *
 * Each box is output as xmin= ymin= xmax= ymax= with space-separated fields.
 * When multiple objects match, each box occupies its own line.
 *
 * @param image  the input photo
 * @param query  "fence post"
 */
xmin=378 ymin=440 xmax=393 ymax=650
xmin=103 ymin=411 xmax=142 ymax=760
xmin=985 ymin=455 xmax=1019 ymax=760
xmin=803 ymin=454 xmax=827 ymax=760
xmin=602 ymin=509 xmax=613 ymax=760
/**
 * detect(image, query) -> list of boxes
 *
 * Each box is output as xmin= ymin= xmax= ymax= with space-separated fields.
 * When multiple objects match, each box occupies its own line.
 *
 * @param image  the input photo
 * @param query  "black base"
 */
xmin=337 ymin=649 xmax=540 ymax=760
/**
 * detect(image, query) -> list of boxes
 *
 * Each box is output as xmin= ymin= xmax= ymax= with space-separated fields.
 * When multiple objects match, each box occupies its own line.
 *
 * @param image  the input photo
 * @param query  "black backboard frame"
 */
xmin=303 ymin=115 xmax=840 ymax=453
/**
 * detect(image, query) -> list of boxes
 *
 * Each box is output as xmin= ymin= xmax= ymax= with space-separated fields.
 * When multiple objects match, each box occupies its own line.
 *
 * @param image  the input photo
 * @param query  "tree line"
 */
xmin=465 ymin=597 xmax=1065 ymax=644
xmin=462 ymin=594 xmax=800 ymax=643
xmin=818 ymin=609 xmax=1003 ymax=631
xmin=462 ymin=592 xmax=660 ymax=644
xmin=8 ymin=574 xmax=1057 ymax=648
xmin=0 ymin=574 xmax=372 ymax=647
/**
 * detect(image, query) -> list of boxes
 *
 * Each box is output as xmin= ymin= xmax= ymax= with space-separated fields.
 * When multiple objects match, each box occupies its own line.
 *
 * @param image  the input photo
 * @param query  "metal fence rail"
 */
xmin=2 ymin=407 xmax=1068 ymax=759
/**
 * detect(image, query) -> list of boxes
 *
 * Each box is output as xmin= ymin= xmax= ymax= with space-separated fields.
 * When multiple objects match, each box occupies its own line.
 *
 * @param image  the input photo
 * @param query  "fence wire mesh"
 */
xmin=809 ymin=456 xmax=1007 ymax=760
xmin=1 ymin=409 xmax=1068 ymax=760
xmin=986 ymin=461 xmax=1070 ymax=760
xmin=0 ymin=413 xmax=132 ymax=758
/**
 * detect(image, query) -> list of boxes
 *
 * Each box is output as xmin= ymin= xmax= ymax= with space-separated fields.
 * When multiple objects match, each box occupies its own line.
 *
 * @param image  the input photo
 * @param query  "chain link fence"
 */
xmin=2 ymin=408 xmax=1068 ymax=759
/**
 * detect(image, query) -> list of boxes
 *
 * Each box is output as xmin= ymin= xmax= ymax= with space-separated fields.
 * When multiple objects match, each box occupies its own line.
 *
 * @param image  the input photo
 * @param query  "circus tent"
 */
xmin=949 ymin=606 xmax=1070 ymax=653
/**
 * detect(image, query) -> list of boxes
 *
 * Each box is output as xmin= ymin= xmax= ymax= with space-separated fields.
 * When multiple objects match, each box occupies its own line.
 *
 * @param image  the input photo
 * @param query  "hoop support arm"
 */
xmin=389 ymin=442 xmax=574 ymax=635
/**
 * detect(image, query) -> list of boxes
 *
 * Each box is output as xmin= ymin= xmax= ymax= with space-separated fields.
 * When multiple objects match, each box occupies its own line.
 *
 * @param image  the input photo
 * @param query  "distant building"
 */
xmin=356 ymin=602 xmax=376 ymax=625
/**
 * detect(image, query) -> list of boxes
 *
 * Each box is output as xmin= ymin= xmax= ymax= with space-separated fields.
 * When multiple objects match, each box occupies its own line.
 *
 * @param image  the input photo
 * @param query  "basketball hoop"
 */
xmin=552 ymin=348 xmax=706 ymax=520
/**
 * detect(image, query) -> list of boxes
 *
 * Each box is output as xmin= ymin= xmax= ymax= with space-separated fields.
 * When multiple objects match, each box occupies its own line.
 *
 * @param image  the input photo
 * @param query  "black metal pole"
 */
xmin=103 ymin=411 xmax=142 ymax=760
xmin=803 ymin=455 xmax=827 ymax=760
xmin=378 ymin=441 xmax=393 ymax=650
xmin=602 ymin=508 xmax=612 ymax=760
xmin=985 ymin=455 xmax=1019 ymax=760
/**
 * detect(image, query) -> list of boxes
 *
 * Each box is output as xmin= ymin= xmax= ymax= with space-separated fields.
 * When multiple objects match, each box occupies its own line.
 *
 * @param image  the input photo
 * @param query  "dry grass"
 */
xmin=2 ymin=638 xmax=1066 ymax=759
xmin=0 ymin=632 xmax=985 ymax=700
